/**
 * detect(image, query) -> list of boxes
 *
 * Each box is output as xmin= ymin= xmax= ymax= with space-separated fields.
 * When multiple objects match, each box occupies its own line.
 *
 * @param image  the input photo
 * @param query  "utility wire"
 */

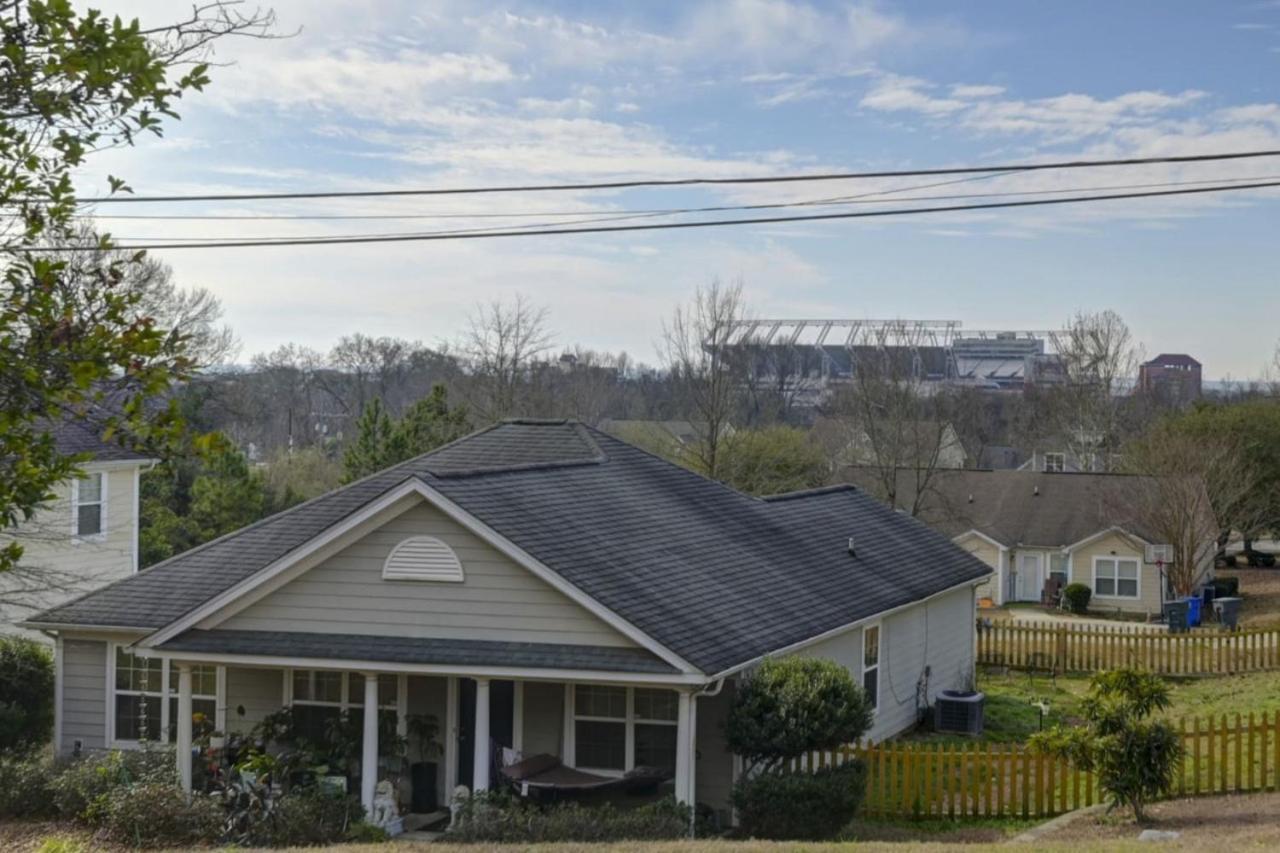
xmin=47 ymin=148 xmax=1280 ymax=205
xmin=32 ymin=179 xmax=1280 ymax=251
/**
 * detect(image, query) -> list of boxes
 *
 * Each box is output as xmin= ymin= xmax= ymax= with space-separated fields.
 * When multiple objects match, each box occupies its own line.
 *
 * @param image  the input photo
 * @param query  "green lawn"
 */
xmin=905 ymin=668 xmax=1280 ymax=745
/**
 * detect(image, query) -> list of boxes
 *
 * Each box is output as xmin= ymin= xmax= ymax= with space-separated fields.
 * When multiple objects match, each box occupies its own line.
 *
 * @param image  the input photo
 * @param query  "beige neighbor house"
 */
xmin=0 ymin=419 xmax=154 ymax=640
xmin=891 ymin=469 xmax=1216 ymax=617
xmin=25 ymin=420 xmax=990 ymax=826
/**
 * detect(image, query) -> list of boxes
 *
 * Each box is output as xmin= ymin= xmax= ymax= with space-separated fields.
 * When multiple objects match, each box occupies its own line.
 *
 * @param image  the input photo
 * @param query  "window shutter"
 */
xmin=382 ymin=536 xmax=464 ymax=582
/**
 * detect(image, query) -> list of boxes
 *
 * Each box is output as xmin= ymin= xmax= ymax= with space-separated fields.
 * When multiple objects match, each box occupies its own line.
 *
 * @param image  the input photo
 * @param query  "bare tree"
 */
xmin=1112 ymin=426 xmax=1260 ymax=597
xmin=820 ymin=351 xmax=951 ymax=515
xmin=1046 ymin=310 xmax=1142 ymax=471
xmin=461 ymin=295 xmax=554 ymax=421
xmin=659 ymin=279 xmax=746 ymax=478
xmin=327 ymin=334 xmax=416 ymax=416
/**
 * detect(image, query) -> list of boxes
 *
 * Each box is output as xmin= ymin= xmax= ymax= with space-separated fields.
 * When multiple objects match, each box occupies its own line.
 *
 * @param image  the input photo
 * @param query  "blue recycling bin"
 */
xmin=1185 ymin=595 xmax=1202 ymax=627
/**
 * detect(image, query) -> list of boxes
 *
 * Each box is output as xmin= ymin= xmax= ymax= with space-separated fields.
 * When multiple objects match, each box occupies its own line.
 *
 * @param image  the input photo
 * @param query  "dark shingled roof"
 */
xmin=876 ymin=468 xmax=1171 ymax=548
xmin=48 ymin=416 xmax=153 ymax=463
xmin=158 ymin=629 xmax=678 ymax=674
xmin=34 ymin=420 xmax=991 ymax=674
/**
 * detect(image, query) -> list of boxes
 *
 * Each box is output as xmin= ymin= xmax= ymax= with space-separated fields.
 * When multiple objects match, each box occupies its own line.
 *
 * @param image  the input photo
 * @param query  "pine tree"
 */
xmin=342 ymin=386 xmax=471 ymax=482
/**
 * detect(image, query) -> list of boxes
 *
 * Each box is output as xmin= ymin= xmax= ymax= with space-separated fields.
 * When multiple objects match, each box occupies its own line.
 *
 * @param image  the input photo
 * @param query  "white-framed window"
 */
xmin=1043 ymin=452 xmax=1066 ymax=473
xmin=72 ymin=471 xmax=106 ymax=539
xmin=1094 ymin=557 xmax=1140 ymax=599
xmin=862 ymin=623 xmax=881 ymax=713
xmin=571 ymin=686 xmax=678 ymax=773
xmin=285 ymin=670 xmax=399 ymax=743
xmin=110 ymin=647 xmax=220 ymax=745
xmin=1049 ymin=553 xmax=1069 ymax=585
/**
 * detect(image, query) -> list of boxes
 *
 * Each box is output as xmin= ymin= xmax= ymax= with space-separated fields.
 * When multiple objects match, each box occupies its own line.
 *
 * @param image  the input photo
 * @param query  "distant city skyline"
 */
xmin=86 ymin=1 xmax=1280 ymax=379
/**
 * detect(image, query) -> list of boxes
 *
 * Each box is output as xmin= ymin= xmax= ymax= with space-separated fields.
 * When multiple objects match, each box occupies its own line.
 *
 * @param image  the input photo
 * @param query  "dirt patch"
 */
xmin=1034 ymin=790 xmax=1280 ymax=847
xmin=0 ymin=820 xmax=101 ymax=852
xmin=1225 ymin=568 xmax=1280 ymax=629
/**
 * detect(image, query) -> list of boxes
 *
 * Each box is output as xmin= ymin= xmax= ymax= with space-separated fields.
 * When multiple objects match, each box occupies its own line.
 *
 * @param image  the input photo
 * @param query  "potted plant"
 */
xmin=404 ymin=713 xmax=443 ymax=812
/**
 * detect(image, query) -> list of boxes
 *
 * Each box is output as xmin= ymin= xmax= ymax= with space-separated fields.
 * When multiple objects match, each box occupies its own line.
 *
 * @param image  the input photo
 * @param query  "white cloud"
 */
xmin=861 ymin=75 xmax=965 ymax=114
xmin=615 ymin=102 xmax=641 ymax=113
xmin=950 ymin=83 xmax=1006 ymax=98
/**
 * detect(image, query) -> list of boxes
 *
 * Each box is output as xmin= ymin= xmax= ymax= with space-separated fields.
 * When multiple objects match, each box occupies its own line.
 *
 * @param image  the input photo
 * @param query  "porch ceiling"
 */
xmin=155 ymin=629 xmax=679 ymax=674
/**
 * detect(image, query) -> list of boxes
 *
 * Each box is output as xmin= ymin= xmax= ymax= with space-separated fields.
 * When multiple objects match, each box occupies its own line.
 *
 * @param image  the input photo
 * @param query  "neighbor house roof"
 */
xmin=47 ymin=416 xmax=153 ymax=463
xmin=33 ymin=420 xmax=991 ymax=675
xmin=873 ymin=468 xmax=1171 ymax=549
xmin=1142 ymin=354 xmax=1201 ymax=368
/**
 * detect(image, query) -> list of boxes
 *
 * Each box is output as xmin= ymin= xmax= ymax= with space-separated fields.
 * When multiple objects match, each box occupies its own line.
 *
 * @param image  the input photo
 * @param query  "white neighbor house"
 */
xmin=1 ymin=418 xmax=154 ymax=639
xmin=26 ymin=421 xmax=991 ymax=823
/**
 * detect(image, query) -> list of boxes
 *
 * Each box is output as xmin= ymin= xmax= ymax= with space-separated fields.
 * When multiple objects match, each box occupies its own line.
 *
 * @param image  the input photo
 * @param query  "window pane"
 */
xmin=79 ymin=473 xmax=103 ymax=503
xmin=116 ymin=649 xmax=161 ymax=692
xmin=1118 ymin=578 xmax=1138 ymax=597
xmin=347 ymin=673 xmax=398 ymax=708
xmin=864 ymin=626 xmax=880 ymax=668
xmin=379 ymin=674 xmax=398 ymax=708
xmin=862 ymin=667 xmax=878 ymax=710
xmin=77 ymin=503 xmax=103 ymax=536
xmin=1097 ymin=559 xmax=1115 ymax=579
xmin=634 ymin=689 xmax=678 ymax=722
xmin=1049 ymin=554 xmax=1068 ymax=581
xmin=1119 ymin=561 xmax=1139 ymax=580
xmin=1096 ymin=577 xmax=1116 ymax=596
xmin=292 ymin=705 xmax=341 ymax=744
xmin=634 ymin=723 xmax=677 ymax=770
xmin=575 ymin=720 xmax=625 ymax=770
xmin=115 ymin=694 xmax=162 ymax=742
xmin=167 ymin=697 xmax=219 ymax=742
xmin=575 ymin=685 xmax=626 ymax=719
xmin=294 ymin=670 xmax=341 ymax=703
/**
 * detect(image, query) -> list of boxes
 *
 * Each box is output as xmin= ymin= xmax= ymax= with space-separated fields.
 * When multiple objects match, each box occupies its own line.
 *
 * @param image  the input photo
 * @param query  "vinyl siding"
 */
xmin=61 ymin=639 xmax=107 ymax=754
xmin=225 ymin=667 xmax=283 ymax=736
xmin=221 ymin=500 xmax=634 ymax=648
xmin=2 ymin=465 xmax=142 ymax=639
xmin=954 ymin=534 xmax=1000 ymax=603
xmin=695 ymin=682 xmax=736 ymax=823
xmin=1071 ymin=532 xmax=1161 ymax=615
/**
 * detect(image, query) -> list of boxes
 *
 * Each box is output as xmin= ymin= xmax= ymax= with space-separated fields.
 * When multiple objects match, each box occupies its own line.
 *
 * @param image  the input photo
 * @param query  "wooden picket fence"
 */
xmin=789 ymin=711 xmax=1280 ymax=820
xmin=976 ymin=619 xmax=1280 ymax=676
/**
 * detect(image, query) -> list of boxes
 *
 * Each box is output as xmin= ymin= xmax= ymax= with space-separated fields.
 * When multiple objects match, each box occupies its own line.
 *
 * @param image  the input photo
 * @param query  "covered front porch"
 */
xmin=150 ymin=632 xmax=722 ymax=821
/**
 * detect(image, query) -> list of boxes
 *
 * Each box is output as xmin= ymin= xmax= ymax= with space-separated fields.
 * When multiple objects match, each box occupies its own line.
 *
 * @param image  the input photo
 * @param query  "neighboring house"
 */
xmin=25 ymin=420 xmax=990 ymax=822
xmin=885 ymin=469 xmax=1215 ymax=616
xmin=812 ymin=417 xmax=969 ymax=470
xmin=1139 ymin=353 xmax=1202 ymax=406
xmin=0 ymin=418 xmax=154 ymax=639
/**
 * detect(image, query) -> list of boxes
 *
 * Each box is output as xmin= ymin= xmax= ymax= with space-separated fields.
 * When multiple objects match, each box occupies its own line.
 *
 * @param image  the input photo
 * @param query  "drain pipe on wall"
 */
xmin=687 ymin=679 xmax=725 ymax=838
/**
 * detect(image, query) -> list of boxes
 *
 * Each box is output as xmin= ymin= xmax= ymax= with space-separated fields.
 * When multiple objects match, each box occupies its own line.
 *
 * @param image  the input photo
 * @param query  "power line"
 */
xmin=84 ymin=173 xmax=1280 ymax=237
xmin=32 ymin=179 xmax=1280 ymax=251
xmin=53 ymin=148 xmax=1280 ymax=205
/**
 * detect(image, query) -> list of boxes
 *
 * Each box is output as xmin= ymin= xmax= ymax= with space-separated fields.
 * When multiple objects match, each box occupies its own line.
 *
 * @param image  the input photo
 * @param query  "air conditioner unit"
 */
xmin=934 ymin=690 xmax=985 ymax=735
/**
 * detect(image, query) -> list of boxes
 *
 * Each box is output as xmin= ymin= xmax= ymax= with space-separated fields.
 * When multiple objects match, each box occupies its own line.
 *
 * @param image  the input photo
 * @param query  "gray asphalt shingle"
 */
xmin=35 ymin=420 xmax=992 ymax=674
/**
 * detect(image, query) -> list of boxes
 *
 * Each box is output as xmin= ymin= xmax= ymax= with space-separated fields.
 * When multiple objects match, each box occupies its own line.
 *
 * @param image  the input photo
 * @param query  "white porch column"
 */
xmin=360 ymin=672 xmax=379 ymax=813
xmin=176 ymin=664 xmax=193 ymax=796
xmin=472 ymin=678 xmax=491 ymax=792
xmin=674 ymin=689 xmax=693 ymax=806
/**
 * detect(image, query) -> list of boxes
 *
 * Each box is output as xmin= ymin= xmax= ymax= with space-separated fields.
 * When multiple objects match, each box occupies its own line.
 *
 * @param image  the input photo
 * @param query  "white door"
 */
xmin=1016 ymin=553 xmax=1043 ymax=601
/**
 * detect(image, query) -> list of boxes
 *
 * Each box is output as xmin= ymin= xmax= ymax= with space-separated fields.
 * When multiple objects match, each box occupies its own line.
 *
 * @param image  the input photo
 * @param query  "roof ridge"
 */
xmin=761 ymin=483 xmax=859 ymax=502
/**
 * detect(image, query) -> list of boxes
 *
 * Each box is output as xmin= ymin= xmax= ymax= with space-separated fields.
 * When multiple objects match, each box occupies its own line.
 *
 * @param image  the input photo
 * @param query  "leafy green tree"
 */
xmin=713 ymin=426 xmax=828 ymax=496
xmin=0 ymin=635 xmax=54 ymax=752
xmin=1029 ymin=669 xmax=1182 ymax=821
xmin=342 ymin=385 xmax=470 ymax=482
xmin=0 ymin=1 xmax=272 ymax=574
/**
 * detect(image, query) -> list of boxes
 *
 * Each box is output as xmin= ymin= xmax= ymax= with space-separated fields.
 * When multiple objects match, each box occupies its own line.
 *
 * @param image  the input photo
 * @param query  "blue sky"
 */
xmin=89 ymin=1 xmax=1280 ymax=378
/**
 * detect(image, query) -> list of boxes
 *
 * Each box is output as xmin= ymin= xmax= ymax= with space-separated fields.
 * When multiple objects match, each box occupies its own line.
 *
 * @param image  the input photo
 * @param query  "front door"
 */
xmin=1016 ymin=553 xmax=1043 ymax=601
xmin=456 ymin=679 xmax=515 ymax=789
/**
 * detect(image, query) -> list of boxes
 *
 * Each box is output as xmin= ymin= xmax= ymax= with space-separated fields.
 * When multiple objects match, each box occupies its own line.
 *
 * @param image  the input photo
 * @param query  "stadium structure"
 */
xmin=724 ymin=319 xmax=1064 ymax=401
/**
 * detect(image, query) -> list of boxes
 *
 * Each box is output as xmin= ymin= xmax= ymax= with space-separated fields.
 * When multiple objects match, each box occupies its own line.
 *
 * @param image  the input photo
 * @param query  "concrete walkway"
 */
xmin=1000 ymin=607 xmax=1166 ymax=632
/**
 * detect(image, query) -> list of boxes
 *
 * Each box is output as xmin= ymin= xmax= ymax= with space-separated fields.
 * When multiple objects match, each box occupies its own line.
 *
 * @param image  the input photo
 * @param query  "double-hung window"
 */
xmin=1043 ymin=452 xmax=1066 ymax=473
xmin=112 ymin=648 xmax=218 ymax=744
xmin=1049 ymin=553 xmax=1069 ymax=585
xmin=287 ymin=670 xmax=399 ymax=743
xmin=572 ymin=686 xmax=678 ymax=773
xmin=73 ymin=472 xmax=105 ymax=538
xmin=862 ymin=624 xmax=881 ymax=713
xmin=1094 ymin=557 xmax=1139 ymax=599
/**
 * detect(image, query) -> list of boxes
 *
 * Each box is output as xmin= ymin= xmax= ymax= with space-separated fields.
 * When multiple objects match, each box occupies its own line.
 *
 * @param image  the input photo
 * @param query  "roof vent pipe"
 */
xmin=847 ymin=537 xmax=857 ymax=557
xmin=1034 ymin=485 xmax=1040 ymax=496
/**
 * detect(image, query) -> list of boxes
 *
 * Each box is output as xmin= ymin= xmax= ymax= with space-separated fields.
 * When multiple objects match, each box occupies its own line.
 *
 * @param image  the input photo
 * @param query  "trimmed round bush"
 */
xmin=0 ymin=635 xmax=54 ymax=752
xmin=725 ymin=657 xmax=873 ymax=768
xmin=449 ymin=791 xmax=691 ymax=843
xmin=0 ymin=752 xmax=58 ymax=818
xmin=732 ymin=760 xmax=866 ymax=840
xmin=1063 ymin=583 xmax=1092 ymax=614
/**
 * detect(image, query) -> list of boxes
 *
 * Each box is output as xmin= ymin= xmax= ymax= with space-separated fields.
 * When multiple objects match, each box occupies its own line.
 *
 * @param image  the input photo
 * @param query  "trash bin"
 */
xmin=1214 ymin=597 xmax=1242 ymax=631
xmin=1201 ymin=585 xmax=1216 ymax=609
xmin=1185 ymin=595 xmax=1202 ymax=627
xmin=1165 ymin=600 xmax=1190 ymax=633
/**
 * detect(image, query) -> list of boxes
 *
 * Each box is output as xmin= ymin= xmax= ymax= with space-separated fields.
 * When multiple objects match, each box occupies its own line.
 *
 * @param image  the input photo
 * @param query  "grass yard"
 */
xmin=1223 ymin=568 xmax=1280 ymax=629
xmin=904 ymin=667 xmax=1280 ymax=745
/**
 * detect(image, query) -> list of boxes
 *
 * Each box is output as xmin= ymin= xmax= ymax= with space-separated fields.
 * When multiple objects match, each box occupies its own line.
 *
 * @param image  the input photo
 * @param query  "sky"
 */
xmin=84 ymin=1 xmax=1280 ymax=379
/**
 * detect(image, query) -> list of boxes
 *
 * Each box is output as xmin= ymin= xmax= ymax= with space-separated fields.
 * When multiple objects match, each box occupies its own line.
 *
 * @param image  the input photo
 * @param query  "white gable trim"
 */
xmin=1064 ymin=526 xmax=1150 ymax=553
xmin=138 ymin=478 xmax=699 ymax=675
xmin=953 ymin=529 xmax=1008 ymax=553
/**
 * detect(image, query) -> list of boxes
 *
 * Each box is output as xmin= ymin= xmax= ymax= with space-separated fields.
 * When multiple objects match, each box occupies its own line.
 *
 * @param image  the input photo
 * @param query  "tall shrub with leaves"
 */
xmin=1029 ymin=669 xmax=1182 ymax=821
xmin=0 ymin=1 xmax=273 ymax=574
xmin=0 ymin=635 xmax=54 ymax=752
xmin=725 ymin=657 xmax=872 ymax=839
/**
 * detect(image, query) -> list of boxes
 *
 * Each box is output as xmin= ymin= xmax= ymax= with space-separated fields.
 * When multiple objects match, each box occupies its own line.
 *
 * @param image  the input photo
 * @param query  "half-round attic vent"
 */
xmin=383 ymin=536 xmax=464 ymax=582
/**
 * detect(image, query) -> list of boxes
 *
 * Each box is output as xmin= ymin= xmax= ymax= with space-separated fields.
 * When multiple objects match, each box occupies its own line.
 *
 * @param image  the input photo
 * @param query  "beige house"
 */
xmin=893 ymin=469 xmax=1216 ymax=617
xmin=0 ymin=419 xmax=154 ymax=639
xmin=26 ymin=420 xmax=990 ymax=826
